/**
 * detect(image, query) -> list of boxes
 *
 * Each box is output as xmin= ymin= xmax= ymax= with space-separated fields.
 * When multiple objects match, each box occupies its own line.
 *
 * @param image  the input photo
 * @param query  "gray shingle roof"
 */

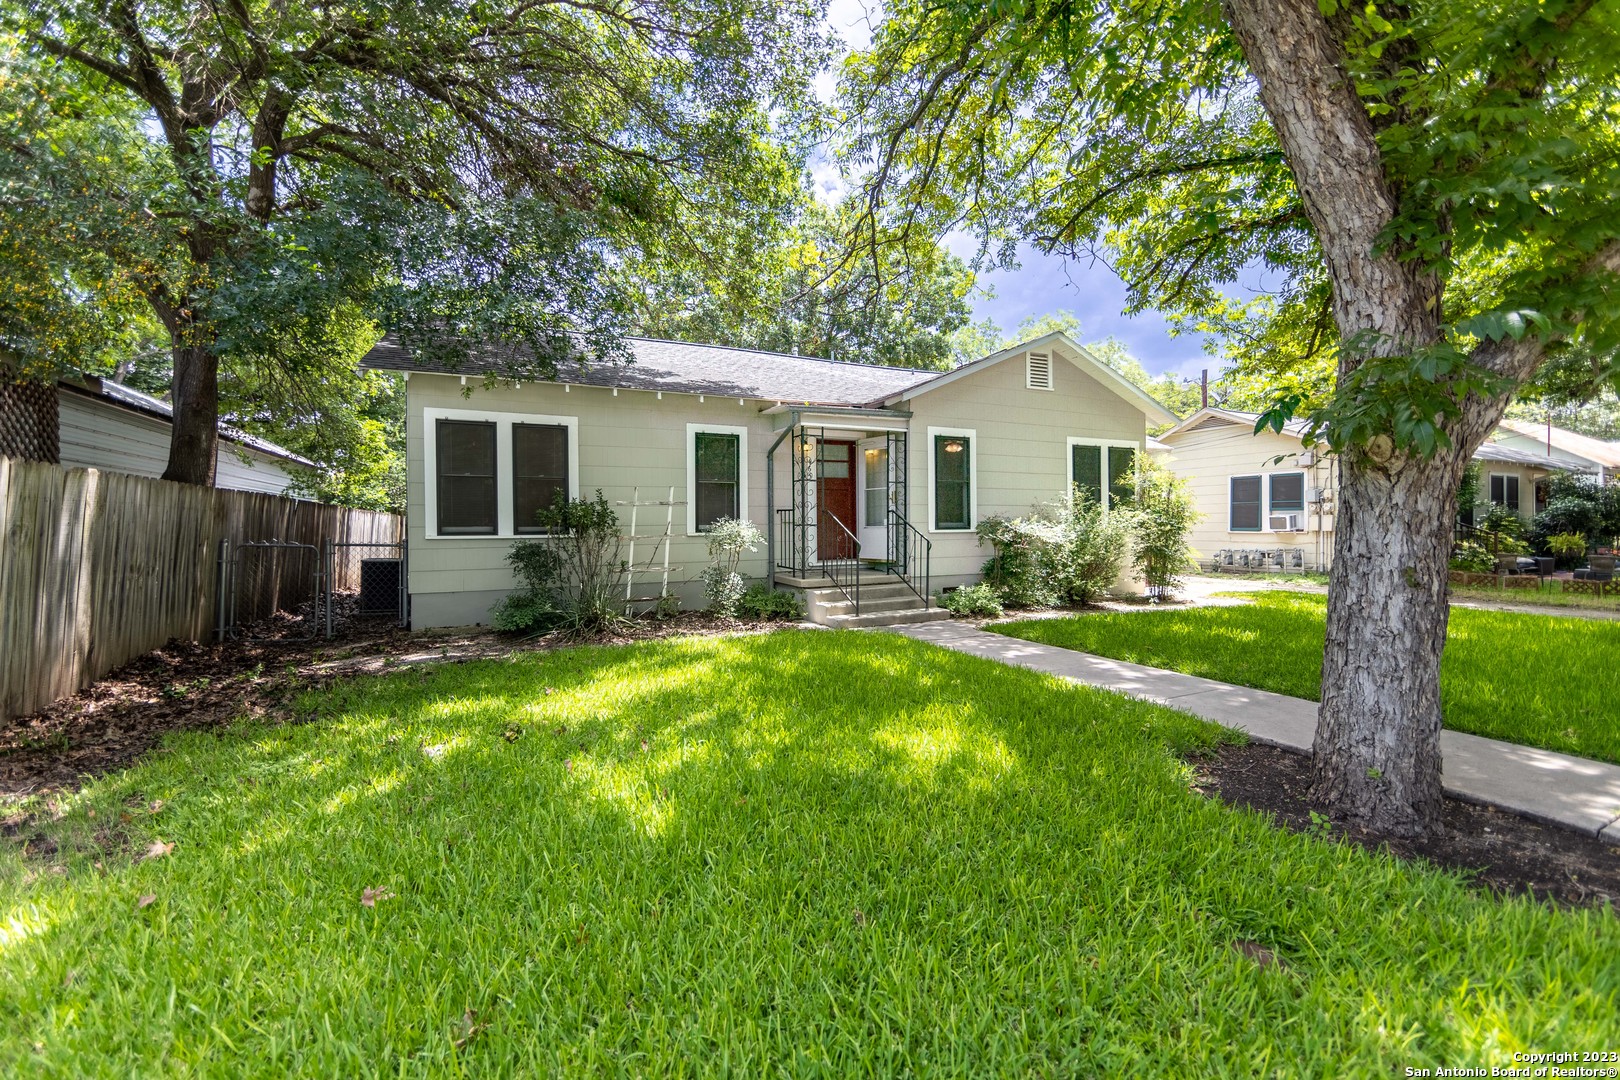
xmin=360 ymin=334 xmax=941 ymax=407
xmin=1472 ymin=441 xmax=1587 ymax=470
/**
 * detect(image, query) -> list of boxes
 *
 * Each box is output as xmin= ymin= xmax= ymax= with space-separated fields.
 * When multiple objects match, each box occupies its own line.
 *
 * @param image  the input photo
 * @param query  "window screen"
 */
xmin=694 ymin=432 xmax=740 ymax=531
xmin=513 ymin=423 xmax=569 ymax=533
xmin=1107 ymin=446 xmax=1137 ymax=506
xmin=436 ymin=420 xmax=497 ymax=534
xmin=1269 ymin=472 xmax=1305 ymax=512
xmin=1230 ymin=475 xmax=1262 ymax=531
xmin=934 ymin=435 xmax=971 ymax=529
xmin=1072 ymin=444 xmax=1102 ymax=505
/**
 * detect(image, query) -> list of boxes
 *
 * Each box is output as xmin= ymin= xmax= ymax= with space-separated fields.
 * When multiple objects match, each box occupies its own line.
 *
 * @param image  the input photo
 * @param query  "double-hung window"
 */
xmin=929 ymin=428 xmax=974 ymax=531
xmin=1490 ymin=473 xmax=1521 ymax=513
xmin=1269 ymin=472 xmax=1305 ymax=515
xmin=436 ymin=420 xmax=498 ymax=535
xmin=1068 ymin=439 xmax=1139 ymax=511
xmin=1230 ymin=475 xmax=1263 ymax=531
xmin=426 ymin=409 xmax=578 ymax=537
xmin=688 ymin=424 xmax=748 ymax=533
xmin=512 ymin=423 xmax=570 ymax=533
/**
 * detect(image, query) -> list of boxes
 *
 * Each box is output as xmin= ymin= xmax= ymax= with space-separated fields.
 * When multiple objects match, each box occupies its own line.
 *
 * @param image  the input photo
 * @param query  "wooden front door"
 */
xmin=816 ymin=440 xmax=858 ymax=560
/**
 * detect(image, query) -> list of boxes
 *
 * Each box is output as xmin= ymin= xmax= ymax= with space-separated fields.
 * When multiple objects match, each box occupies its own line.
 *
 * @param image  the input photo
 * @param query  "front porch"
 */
xmin=763 ymin=408 xmax=940 ymax=624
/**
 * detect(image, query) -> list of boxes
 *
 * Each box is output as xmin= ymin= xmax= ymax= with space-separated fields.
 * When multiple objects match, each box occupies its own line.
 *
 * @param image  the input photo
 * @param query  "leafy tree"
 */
xmin=840 ymin=0 xmax=1620 ymax=835
xmin=12 ymin=0 xmax=823 ymax=484
xmin=629 ymin=195 xmax=981 ymax=370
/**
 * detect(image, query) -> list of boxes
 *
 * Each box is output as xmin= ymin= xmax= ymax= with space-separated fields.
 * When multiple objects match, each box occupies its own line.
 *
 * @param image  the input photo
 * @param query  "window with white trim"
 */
xmin=927 ymin=426 xmax=977 ymax=531
xmin=1230 ymin=475 xmax=1263 ymax=531
xmin=1067 ymin=438 xmax=1140 ymax=510
xmin=687 ymin=424 xmax=748 ymax=534
xmin=1490 ymin=473 xmax=1521 ymax=513
xmin=424 ymin=408 xmax=579 ymax=538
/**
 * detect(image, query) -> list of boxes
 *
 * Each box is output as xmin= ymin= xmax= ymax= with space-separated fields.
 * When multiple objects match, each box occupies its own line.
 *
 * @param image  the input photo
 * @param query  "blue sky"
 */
xmin=817 ymin=0 xmax=1217 ymax=381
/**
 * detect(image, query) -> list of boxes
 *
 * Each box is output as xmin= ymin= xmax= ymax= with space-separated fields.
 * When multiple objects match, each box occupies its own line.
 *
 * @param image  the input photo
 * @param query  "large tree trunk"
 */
xmin=161 ymin=342 xmax=220 ymax=486
xmin=1314 ymin=448 xmax=1469 ymax=835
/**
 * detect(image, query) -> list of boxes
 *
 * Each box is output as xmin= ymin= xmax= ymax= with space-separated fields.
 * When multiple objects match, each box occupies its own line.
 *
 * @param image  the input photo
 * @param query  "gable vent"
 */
xmin=1026 ymin=352 xmax=1054 ymax=391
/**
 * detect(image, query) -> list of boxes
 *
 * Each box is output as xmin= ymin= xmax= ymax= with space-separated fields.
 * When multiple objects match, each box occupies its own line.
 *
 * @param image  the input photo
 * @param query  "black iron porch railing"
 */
xmin=820 ymin=514 xmax=863 ymax=615
xmin=887 ymin=509 xmax=931 ymax=607
xmin=774 ymin=508 xmax=808 ymax=577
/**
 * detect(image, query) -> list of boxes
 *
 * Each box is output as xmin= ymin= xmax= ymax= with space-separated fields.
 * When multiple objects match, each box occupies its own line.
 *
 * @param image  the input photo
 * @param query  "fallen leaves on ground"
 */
xmin=143 ymin=840 xmax=174 ymax=861
xmin=136 ymin=893 xmax=156 ymax=909
xmin=360 ymin=885 xmax=394 ymax=908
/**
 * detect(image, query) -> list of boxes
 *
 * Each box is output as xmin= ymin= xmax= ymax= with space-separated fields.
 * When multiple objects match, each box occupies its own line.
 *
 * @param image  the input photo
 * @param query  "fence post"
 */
xmin=325 ymin=539 xmax=335 ymax=639
xmin=214 ymin=538 xmax=230 ymax=643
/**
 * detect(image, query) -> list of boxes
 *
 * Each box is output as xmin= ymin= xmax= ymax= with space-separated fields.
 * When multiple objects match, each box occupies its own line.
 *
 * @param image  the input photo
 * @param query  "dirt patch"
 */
xmin=1192 ymin=742 xmax=1620 ymax=908
xmin=0 ymin=607 xmax=773 ymax=799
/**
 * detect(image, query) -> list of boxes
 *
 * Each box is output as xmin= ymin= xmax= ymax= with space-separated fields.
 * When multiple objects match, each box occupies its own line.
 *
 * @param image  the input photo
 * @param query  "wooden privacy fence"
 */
xmin=0 ymin=456 xmax=402 ymax=723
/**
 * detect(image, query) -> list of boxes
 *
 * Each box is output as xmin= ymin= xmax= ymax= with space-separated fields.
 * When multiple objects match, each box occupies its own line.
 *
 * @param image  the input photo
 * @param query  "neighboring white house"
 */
xmin=1493 ymin=418 xmax=1620 ymax=485
xmin=1156 ymin=407 xmax=1579 ymax=572
xmin=57 ymin=376 xmax=312 ymax=495
xmin=361 ymin=331 xmax=1177 ymax=628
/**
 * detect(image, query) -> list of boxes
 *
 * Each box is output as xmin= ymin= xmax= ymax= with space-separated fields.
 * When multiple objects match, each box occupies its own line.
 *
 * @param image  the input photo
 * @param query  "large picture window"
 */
xmin=933 ymin=433 xmax=972 ymax=530
xmin=435 ymin=420 xmax=497 ymax=535
xmin=425 ymin=408 xmax=578 ymax=538
xmin=512 ymin=423 xmax=570 ymax=533
xmin=1230 ymin=475 xmax=1263 ymax=531
xmin=1269 ymin=472 xmax=1305 ymax=513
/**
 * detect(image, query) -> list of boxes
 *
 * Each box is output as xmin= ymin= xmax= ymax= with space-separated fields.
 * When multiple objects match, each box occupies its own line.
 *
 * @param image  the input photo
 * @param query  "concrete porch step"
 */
xmin=802 ymin=582 xmax=923 ymax=603
xmin=777 ymin=571 xmax=899 ymax=588
xmin=817 ymin=594 xmax=932 ymax=616
xmin=824 ymin=606 xmax=953 ymax=628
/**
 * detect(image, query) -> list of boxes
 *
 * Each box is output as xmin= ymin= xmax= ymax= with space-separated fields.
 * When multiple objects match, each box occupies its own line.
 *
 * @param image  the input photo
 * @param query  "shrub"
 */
xmin=940 ymin=582 xmax=1004 ymax=618
xmin=1549 ymin=531 xmax=1588 ymax=560
xmin=976 ymin=514 xmax=1061 ymax=608
xmin=1044 ymin=490 xmax=1128 ymax=605
xmin=1449 ymin=539 xmax=1494 ymax=573
xmin=701 ymin=517 xmax=764 ymax=617
xmin=1119 ymin=456 xmax=1200 ymax=599
xmin=489 ymin=491 xmax=624 ymax=634
xmin=1476 ymin=504 xmax=1531 ymax=557
xmin=736 ymin=584 xmax=803 ymax=621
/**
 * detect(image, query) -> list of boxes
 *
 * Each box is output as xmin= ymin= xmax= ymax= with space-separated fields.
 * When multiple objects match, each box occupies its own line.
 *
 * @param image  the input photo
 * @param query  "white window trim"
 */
xmin=1065 ymin=437 xmax=1142 ymax=512
xmin=926 ymin=426 xmax=978 ymax=533
xmin=687 ymin=423 xmax=749 ymax=535
xmin=1489 ymin=471 xmax=1522 ymax=514
xmin=424 ymin=407 xmax=579 ymax=539
xmin=1229 ymin=473 xmax=1264 ymax=533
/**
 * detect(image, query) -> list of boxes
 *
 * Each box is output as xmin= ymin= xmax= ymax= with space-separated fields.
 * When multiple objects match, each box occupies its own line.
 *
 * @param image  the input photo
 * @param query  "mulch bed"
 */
xmin=0 ymin=603 xmax=766 ymax=799
xmin=1192 ymin=742 xmax=1620 ymax=908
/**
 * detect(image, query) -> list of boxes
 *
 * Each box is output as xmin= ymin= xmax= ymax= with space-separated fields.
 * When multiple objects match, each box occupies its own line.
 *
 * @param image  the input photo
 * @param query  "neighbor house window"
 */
xmin=1068 ymin=438 xmax=1141 ymax=511
xmin=1230 ymin=475 xmax=1263 ymax=531
xmin=687 ymin=424 xmax=748 ymax=534
xmin=928 ymin=427 xmax=976 ymax=531
xmin=435 ymin=420 xmax=498 ymax=535
xmin=1269 ymin=472 xmax=1305 ymax=514
xmin=1490 ymin=473 xmax=1521 ymax=513
xmin=512 ymin=423 xmax=570 ymax=533
xmin=425 ymin=408 xmax=577 ymax=538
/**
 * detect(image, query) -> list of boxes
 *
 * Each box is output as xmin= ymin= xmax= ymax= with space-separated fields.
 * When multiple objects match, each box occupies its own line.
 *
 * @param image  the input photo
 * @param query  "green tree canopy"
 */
xmin=9 ymin=0 xmax=826 ymax=483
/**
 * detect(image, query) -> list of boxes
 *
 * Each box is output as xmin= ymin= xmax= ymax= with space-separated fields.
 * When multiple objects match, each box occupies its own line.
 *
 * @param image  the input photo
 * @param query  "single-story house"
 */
xmin=360 ymin=331 xmax=1177 ymax=628
xmin=1156 ymin=407 xmax=1578 ymax=572
xmin=1493 ymin=419 xmax=1619 ymax=485
xmin=58 ymin=376 xmax=312 ymax=495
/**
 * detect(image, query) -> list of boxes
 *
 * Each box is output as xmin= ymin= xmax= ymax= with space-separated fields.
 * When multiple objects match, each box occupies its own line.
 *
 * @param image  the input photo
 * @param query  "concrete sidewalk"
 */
xmin=888 ymin=620 xmax=1620 ymax=845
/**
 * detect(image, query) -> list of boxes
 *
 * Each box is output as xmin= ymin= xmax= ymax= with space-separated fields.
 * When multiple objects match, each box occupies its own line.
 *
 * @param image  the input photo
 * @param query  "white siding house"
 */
xmin=57 ymin=377 xmax=311 ymax=495
xmin=1158 ymin=407 xmax=1576 ymax=572
xmin=363 ymin=331 xmax=1176 ymax=628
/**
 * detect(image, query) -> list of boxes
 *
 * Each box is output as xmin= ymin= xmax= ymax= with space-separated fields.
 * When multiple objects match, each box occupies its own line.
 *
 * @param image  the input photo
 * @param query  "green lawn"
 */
xmin=995 ymin=592 xmax=1620 ymax=764
xmin=1 ymin=631 xmax=1615 ymax=1075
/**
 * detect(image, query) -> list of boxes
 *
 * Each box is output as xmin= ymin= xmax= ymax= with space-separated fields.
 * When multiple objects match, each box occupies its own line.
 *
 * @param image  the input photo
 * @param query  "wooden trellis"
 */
xmin=617 ymin=487 xmax=686 ymax=611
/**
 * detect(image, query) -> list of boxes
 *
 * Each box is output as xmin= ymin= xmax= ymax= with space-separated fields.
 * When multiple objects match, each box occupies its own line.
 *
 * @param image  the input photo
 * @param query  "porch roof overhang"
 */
xmin=760 ymin=403 xmax=912 ymax=433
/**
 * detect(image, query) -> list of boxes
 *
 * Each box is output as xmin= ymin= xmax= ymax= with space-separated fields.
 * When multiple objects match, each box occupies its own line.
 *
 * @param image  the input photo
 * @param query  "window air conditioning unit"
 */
xmin=1269 ymin=512 xmax=1304 ymax=532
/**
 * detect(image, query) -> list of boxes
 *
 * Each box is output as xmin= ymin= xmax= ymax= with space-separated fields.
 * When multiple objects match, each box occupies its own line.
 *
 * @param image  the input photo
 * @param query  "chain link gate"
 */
xmin=323 ymin=539 xmax=408 ymax=636
xmin=215 ymin=539 xmax=325 ymax=642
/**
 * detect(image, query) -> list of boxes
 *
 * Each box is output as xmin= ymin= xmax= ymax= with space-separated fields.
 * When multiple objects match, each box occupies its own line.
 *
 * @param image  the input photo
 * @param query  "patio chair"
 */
xmin=1574 ymin=555 xmax=1616 ymax=582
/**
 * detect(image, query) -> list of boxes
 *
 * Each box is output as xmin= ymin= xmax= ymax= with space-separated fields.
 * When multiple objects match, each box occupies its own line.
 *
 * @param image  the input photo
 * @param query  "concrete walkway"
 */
xmin=888 ymin=621 xmax=1620 ymax=845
